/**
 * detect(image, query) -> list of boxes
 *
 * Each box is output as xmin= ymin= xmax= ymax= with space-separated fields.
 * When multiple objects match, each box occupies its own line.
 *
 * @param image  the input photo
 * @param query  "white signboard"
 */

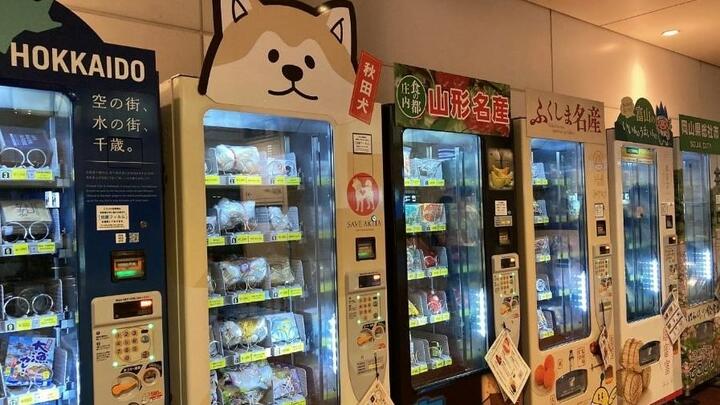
xmin=525 ymin=89 xmax=605 ymax=142
xmin=96 ymin=205 xmax=129 ymax=230
xmin=484 ymin=329 xmax=530 ymax=404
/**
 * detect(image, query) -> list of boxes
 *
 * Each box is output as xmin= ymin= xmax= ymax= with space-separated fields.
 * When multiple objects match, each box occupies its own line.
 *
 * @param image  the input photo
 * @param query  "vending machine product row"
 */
xmin=384 ymin=64 xmax=521 ymax=404
xmin=607 ymin=98 xmax=681 ymax=405
xmin=161 ymin=1 xmax=389 ymax=404
xmin=516 ymin=91 xmax=616 ymax=405
xmin=674 ymin=114 xmax=720 ymax=394
xmin=0 ymin=2 xmax=168 ymax=404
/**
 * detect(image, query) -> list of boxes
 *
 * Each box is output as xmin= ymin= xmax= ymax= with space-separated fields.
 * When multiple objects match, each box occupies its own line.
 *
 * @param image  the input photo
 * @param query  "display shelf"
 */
xmin=209 ymin=341 xmax=306 ymax=370
xmin=0 ymin=241 xmax=59 ymax=257
xmin=407 ymin=267 xmax=449 ymax=281
xmin=2 ymin=384 xmax=61 ymax=405
xmin=0 ymin=312 xmax=71 ymax=333
xmin=405 ymin=224 xmax=446 ymax=234
xmin=404 ymin=178 xmax=445 ymax=187
xmin=207 ymin=231 xmax=302 ymax=247
xmin=205 ymin=174 xmax=301 ymax=187
xmin=208 ymin=286 xmax=303 ymax=309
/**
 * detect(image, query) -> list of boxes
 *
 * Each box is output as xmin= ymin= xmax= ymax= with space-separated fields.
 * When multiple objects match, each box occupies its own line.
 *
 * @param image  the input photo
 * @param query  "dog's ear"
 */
xmin=217 ymin=0 xmax=259 ymax=31
xmin=318 ymin=2 xmax=353 ymax=56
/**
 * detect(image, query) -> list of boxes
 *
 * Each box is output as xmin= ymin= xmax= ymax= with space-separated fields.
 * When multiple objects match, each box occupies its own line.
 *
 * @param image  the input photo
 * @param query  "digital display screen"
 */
xmin=500 ymin=257 xmax=516 ymax=269
xmin=355 ymin=237 xmax=376 ymax=261
xmin=112 ymin=250 xmax=146 ymax=282
xmin=113 ymin=299 xmax=153 ymax=319
xmin=358 ymin=273 xmax=382 ymax=288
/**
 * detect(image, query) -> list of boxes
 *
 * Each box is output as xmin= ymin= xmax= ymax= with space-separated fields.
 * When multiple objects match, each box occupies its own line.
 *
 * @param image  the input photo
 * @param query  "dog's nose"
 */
xmin=282 ymin=64 xmax=303 ymax=82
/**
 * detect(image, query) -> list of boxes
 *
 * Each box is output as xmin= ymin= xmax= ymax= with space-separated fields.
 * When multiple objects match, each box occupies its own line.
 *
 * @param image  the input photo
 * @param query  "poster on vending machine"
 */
xmin=485 ymin=330 xmax=531 ymax=404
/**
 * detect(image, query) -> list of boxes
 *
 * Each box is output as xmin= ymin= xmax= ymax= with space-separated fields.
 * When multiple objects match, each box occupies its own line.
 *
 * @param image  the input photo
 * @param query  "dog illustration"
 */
xmin=351 ymin=177 xmax=375 ymax=213
xmin=200 ymin=0 xmax=357 ymax=121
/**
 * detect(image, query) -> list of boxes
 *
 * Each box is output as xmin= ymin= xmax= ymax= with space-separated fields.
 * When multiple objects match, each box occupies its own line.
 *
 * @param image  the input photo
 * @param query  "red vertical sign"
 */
xmin=349 ymin=51 xmax=382 ymax=124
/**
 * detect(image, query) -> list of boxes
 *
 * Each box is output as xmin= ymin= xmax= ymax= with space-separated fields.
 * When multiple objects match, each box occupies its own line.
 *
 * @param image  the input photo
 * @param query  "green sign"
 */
xmin=394 ymin=63 xmax=510 ymax=136
xmin=679 ymin=114 xmax=720 ymax=155
xmin=615 ymin=97 xmax=672 ymax=147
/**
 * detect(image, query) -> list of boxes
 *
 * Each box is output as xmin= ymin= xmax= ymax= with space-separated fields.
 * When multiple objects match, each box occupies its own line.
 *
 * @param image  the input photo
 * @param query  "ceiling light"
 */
xmin=661 ymin=29 xmax=679 ymax=37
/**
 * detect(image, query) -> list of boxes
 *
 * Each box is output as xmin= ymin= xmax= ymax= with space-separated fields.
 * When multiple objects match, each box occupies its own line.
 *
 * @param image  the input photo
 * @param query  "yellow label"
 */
xmin=408 ymin=271 xmax=422 ymax=281
xmin=247 ymin=233 xmax=264 ymax=243
xmin=286 ymin=177 xmax=301 ymax=186
xmin=404 ymin=178 xmax=421 ymax=187
xmin=430 ymin=267 xmax=449 ymax=277
xmin=17 ymin=394 xmax=33 ymax=405
xmin=209 ymin=358 xmax=227 ymax=370
xmin=429 ymin=224 xmax=447 ymax=232
xmin=411 ymin=364 xmax=428 ymax=375
xmin=34 ymin=170 xmax=53 ymax=181
xmin=35 ymin=387 xmax=59 ymax=402
xmin=276 ymin=341 xmax=304 ymax=356
xmin=205 ymin=175 xmax=220 ymax=185
xmin=426 ymin=178 xmax=445 ymax=187
xmin=409 ymin=317 xmax=427 ymax=328
xmin=229 ymin=233 xmax=249 ymax=245
xmin=277 ymin=287 xmax=303 ymax=298
xmin=239 ymin=349 xmax=268 ymax=364
xmin=232 ymin=175 xmax=262 ymax=185
xmin=207 ymin=236 xmax=225 ymax=247
xmin=36 ymin=242 xmax=56 ymax=254
xmin=430 ymin=312 xmax=450 ymax=323
xmin=208 ymin=296 xmax=225 ymax=308
xmin=405 ymin=224 xmax=422 ymax=234
xmin=9 ymin=243 xmax=29 ymax=256
xmin=537 ymin=291 xmax=553 ymax=301
xmin=15 ymin=319 xmax=32 ymax=331
xmin=272 ymin=176 xmax=287 ymax=185
xmin=273 ymin=232 xmax=290 ymax=242
xmin=10 ymin=168 xmax=27 ymax=180
xmin=290 ymin=399 xmax=307 ymax=405
xmin=38 ymin=314 xmax=58 ymax=328
xmin=234 ymin=291 xmax=266 ymax=304
xmin=287 ymin=231 xmax=302 ymax=241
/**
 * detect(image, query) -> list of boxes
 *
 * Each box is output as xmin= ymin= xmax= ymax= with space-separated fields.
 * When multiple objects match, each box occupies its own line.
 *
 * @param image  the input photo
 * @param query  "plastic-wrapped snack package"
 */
xmin=220 ymin=317 xmax=268 ymax=349
xmin=268 ymin=207 xmax=292 ymax=232
xmin=415 ymin=158 xmax=443 ymax=179
xmin=266 ymin=153 xmax=298 ymax=178
xmin=225 ymin=360 xmax=273 ymax=393
xmin=268 ymin=257 xmax=295 ymax=287
xmin=215 ymin=145 xmax=261 ymax=175
xmin=404 ymin=204 xmax=420 ymax=227
xmin=215 ymin=199 xmax=256 ymax=231
xmin=271 ymin=365 xmax=303 ymax=400
xmin=269 ymin=313 xmax=300 ymax=344
xmin=426 ymin=292 xmax=445 ymax=315
xmin=215 ymin=257 xmax=268 ymax=291
xmin=403 ymin=147 xmax=413 ymax=178
xmin=420 ymin=203 xmax=445 ymax=226
xmin=210 ymin=371 xmax=220 ymax=405
xmin=4 ymin=336 xmax=55 ymax=387
xmin=0 ymin=200 xmax=52 ymax=242
xmin=0 ymin=126 xmax=54 ymax=168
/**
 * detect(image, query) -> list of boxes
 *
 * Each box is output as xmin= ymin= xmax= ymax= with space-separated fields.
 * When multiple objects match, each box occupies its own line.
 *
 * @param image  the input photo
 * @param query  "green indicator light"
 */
xmin=112 ymin=361 xmax=118 ymax=368
xmin=111 ymin=329 xmax=117 ymax=335
xmin=148 ymin=323 xmax=154 ymax=329
xmin=114 ymin=270 xmax=140 ymax=279
xmin=149 ymin=355 xmax=155 ymax=361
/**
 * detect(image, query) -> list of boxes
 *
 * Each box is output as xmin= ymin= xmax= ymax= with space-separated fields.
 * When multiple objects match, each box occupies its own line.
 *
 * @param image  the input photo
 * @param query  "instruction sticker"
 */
xmin=352 ymin=133 xmax=373 ymax=155
xmin=495 ymin=200 xmax=508 ymax=216
xmin=96 ymin=205 xmax=129 ymax=231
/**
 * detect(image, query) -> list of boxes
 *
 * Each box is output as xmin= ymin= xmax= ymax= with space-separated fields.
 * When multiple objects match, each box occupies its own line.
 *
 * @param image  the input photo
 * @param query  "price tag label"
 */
xmin=430 ymin=312 xmax=450 ymax=323
xmin=411 ymin=364 xmax=428 ymax=375
xmin=290 ymin=399 xmax=306 ymax=405
xmin=34 ymin=170 xmax=53 ymax=181
xmin=247 ymin=233 xmax=264 ymax=243
xmin=239 ymin=349 xmax=268 ymax=363
xmin=205 ymin=175 xmax=220 ymax=185
xmin=10 ymin=168 xmax=28 ymax=180
xmin=13 ymin=318 xmax=32 ymax=331
xmin=272 ymin=176 xmax=287 ymax=185
xmin=277 ymin=287 xmax=303 ymax=298
xmin=230 ymin=175 xmax=262 ymax=185
xmin=430 ymin=267 xmax=449 ymax=277
xmin=275 ymin=341 xmax=304 ymax=356
xmin=209 ymin=358 xmax=227 ymax=370
xmin=272 ymin=232 xmax=290 ymax=242
xmin=429 ymin=224 xmax=447 ymax=232
xmin=407 ymin=271 xmax=421 ymax=281
xmin=233 ymin=291 xmax=266 ymax=304
xmin=34 ymin=387 xmax=59 ymax=402
xmin=36 ymin=242 xmax=56 ymax=254
xmin=38 ymin=314 xmax=58 ymax=328
xmin=404 ymin=178 xmax=421 ymax=187
xmin=286 ymin=177 xmax=301 ymax=186
xmin=405 ymin=225 xmax=422 ymax=234
xmin=426 ymin=178 xmax=445 ymax=187
xmin=7 ymin=243 xmax=30 ymax=256
xmin=208 ymin=296 xmax=225 ymax=309
xmin=287 ymin=232 xmax=302 ymax=241
xmin=229 ymin=233 xmax=249 ymax=245
xmin=207 ymin=236 xmax=225 ymax=247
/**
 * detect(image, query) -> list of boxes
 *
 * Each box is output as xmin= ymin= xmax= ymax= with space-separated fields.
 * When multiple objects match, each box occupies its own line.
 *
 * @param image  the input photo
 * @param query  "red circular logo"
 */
xmin=347 ymin=173 xmax=379 ymax=216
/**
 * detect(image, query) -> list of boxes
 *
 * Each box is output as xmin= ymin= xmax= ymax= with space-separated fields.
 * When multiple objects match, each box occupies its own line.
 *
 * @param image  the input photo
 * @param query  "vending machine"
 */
xmin=606 ymin=97 xmax=681 ymax=404
xmin=383 ymin=63 xmax=521 ymax=404
xmin=0 ymin=2 xmax=168 ymax=404
xmin=673 ymin=114 xmax=720 ymax=394
xmin=515 ymin=90 xmax=616 ymax=404
xmin=161 ymin=1 xmax=388 ymax=404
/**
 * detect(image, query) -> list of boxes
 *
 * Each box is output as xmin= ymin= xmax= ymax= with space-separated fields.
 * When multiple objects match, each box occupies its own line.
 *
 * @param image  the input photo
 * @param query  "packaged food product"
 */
xmin=268 ymin=257 xmax=295 ymax=287
xmin=215 ymin=199 xmax=256 ymax=231
xmin=215 ymin=145 xmax=261 ymax=175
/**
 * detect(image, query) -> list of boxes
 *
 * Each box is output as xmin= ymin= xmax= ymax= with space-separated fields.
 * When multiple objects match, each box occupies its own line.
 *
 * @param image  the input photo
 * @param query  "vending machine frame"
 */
xmin=607 ymin=99 xmax=681 ymax=404
xmin=0 ymin=2 xmax=168 ymax=404
xmin=383 ymin=64 xmax=521 ymax=405
xmin=515 ymin=90 xmax=616 ymax=405
xmin=673 ymin=114 xmax=720 ymax=395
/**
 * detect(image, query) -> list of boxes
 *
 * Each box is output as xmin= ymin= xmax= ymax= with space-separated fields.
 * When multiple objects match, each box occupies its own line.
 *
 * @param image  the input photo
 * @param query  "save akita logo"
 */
xmin=347 ymin=173 xmax=379 ymax=216
xmin=200 ymin=0 xmax=357 ymax=121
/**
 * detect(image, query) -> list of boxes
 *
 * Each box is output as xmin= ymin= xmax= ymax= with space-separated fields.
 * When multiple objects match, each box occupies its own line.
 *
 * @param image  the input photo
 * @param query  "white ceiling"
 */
xmin=527 ymin=0 xmax=720 ymax=66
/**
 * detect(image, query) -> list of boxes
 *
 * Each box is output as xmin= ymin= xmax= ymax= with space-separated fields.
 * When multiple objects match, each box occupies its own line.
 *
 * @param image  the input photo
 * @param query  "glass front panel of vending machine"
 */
xmin=403 ymin=129 xmax=487 ymax=389
xmin=621 ymin=147 xmax=661 ymax=321
xmin=0 ymin=85 xmax=79 ymax=403
xmin=681 ymin=152 xmax=715 ymax=305
xmin=203 ymin=110 xmax=338 ymax=405
xmin=530 ymin=139 xmax=590 ymax=350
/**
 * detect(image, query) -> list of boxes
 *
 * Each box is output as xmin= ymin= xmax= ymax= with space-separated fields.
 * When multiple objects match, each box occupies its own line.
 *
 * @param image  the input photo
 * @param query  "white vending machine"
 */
xmin=607 ymin=97 xmax=681 ymax=404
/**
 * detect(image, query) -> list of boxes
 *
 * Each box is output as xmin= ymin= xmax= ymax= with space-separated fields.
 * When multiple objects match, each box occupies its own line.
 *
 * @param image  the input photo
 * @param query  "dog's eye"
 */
xmin=304 ymin=55 xmax=315 ymax=69
xmin=268 ymin=49 xmax=279 ymax=63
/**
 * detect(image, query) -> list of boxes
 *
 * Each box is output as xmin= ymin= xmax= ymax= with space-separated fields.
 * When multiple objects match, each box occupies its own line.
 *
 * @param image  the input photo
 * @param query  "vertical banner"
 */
xmin=349 ymin=51 xmax=382 ymax=124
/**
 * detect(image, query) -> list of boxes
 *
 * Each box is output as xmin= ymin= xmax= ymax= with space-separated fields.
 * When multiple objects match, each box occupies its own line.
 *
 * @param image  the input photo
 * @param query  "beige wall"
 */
xmin=59 ymin=0 xmax=720 ymax=126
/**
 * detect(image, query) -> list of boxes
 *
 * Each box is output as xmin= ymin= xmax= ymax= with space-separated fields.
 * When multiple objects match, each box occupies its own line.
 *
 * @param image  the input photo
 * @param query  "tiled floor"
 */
xmin=675 ymin=381 xmax=720 ymax=404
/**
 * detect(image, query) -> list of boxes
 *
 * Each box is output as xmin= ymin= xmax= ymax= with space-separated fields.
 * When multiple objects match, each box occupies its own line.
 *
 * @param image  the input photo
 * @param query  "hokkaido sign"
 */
xmin=679 ymin=114 xmax=720 ymax=155
xmin=394 ymin=63 xmax=510 ymax=136
xmin=615 ymin=97 xmax=672 ymax=147
xmin=526 ymin=89 xmax=604 ymax=138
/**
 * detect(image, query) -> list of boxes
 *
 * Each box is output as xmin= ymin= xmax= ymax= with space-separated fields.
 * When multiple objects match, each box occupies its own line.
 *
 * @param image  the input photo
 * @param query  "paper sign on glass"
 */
xmin=484 ymin=329 xmax=530 ymax=404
